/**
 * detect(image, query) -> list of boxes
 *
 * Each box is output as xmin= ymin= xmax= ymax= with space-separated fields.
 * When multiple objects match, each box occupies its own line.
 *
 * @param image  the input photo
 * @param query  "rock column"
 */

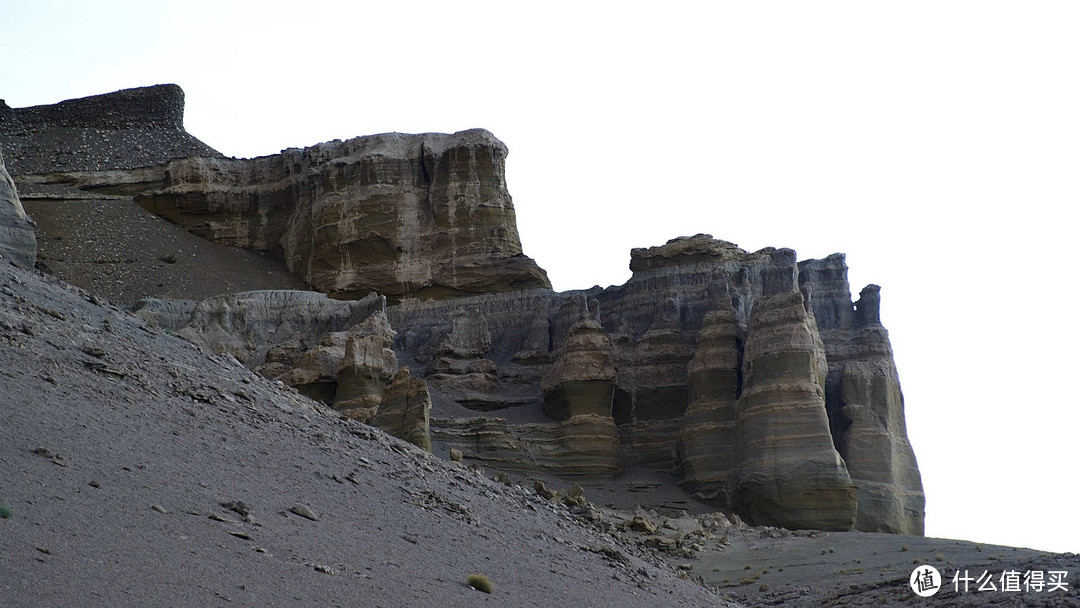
xmin=730 ymin=251 xmax=858 ymax=530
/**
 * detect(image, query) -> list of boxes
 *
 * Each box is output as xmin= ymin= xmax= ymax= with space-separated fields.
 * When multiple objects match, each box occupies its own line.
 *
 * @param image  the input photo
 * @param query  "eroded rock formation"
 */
xmin=132 ymin=290 xmax=429 ymax=450
xmin=5 ymin=87 xmax=924 ymax=534
xmin=134 ymin=129 xmax=550 ymax=299
xmin=0 ymin=149 xmax=36 ymax=267
xmin=727 ymin=257 xmax=857 ymax=531
xmin=800 ymin=256 xmax=925 ymax=534
xmin=676 ymin=284 xmax=740 ymax=504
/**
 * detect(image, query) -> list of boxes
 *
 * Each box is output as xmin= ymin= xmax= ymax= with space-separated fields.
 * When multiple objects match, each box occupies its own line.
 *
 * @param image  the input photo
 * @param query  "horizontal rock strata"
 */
xmin=134 ymin=129 xmax=550 ymax=299
xmin=6 ymin=87 xmax=923 ymax=534
xmin=728 ymin=276 xmax=858 ymax=531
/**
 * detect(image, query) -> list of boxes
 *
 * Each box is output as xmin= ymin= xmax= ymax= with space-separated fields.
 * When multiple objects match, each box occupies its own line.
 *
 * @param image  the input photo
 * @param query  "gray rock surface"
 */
xmin=0 ymin=84 xmax=220 ymax=176
xmin=800 ymin=256 xmax=925 ymax=534
xmin=0 ymin=260 xmax=731 ymax=607
xmin=0 ymin=149 xmax=36 ymax=268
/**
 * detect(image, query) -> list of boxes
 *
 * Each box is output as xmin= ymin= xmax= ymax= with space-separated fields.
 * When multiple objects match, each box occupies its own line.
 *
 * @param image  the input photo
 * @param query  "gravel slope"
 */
xmin=0 ymin=260 xmax=732 ymax=608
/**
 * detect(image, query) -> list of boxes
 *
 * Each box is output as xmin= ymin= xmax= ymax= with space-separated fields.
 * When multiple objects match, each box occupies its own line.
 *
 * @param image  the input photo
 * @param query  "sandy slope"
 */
xmin=2 ymin=258 xmax=1077 ymax=607
xmin=0 ymin=260 xmax=731 ymax=608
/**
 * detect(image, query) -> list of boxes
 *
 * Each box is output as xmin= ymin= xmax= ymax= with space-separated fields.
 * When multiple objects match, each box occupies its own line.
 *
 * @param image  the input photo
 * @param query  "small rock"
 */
xmin=151 ymin=504 xmax=167 ymax=514
xmin=36 ymin=546 xmax=51 ymax=555
xmin=630 ymin=514 xmax=659 ymax=535
xmin=534 ymin=480 xmax=558 ymax=501
xmin=221 ymin=500 xmax=251 ymax=516
xmin=89 ymin=480 xmax=101 ymax=488
xmin=290 ymin=504 xmax=319 ymax=521
xmin=313 ymin=564 xmax=337 ymax=575
xmin=449 ymin=448 xmax=463 ymax=463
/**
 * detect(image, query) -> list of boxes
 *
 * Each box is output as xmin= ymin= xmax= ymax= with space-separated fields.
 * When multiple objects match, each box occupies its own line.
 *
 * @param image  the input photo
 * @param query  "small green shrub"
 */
xmin=0 ymin=504 xmax=12 ymax=519
xmin=466 ymin=573 xmax=494 ymax=594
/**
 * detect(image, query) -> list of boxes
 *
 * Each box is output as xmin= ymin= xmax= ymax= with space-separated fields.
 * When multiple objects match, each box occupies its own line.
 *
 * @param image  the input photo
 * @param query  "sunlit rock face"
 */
xmin=134 ymin=129 xmax=551 ymax=300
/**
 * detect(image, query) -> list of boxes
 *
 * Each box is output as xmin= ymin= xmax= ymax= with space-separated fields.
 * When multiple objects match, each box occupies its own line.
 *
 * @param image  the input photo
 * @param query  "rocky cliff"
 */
xmin=132 ymin=130 xmax=551 ymax=299
xmin=3 ymin=86 xmax=923 ymax=535
xmin=0 ymin=149 xmax=36 ymax=268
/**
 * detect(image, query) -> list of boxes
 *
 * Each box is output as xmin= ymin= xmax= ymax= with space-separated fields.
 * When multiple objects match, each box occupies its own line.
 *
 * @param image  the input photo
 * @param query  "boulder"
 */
xmin=371 ymin=368 xmax=431 ymax=451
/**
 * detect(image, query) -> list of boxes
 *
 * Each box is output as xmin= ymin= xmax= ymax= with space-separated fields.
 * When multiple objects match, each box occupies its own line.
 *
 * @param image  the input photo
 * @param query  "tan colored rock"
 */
xmin=332 ymin=312 xmax=398 ymax=421
xmin=677 ymin=288 xmax=740 ymax=504
xmin=730 ymin=271 xmax=858 ymax=531
xmin=371 ymin=368 xmax=431 ymax=451
xmin=836 ymin=287 xmax=925 ymax=534
xmin=541 ymin=318 xmax=616 ymax=421
xmin=135 ymin=129 xmax=550 ymax=299
xmin=432 ymin=415 xmax=620 ymax=478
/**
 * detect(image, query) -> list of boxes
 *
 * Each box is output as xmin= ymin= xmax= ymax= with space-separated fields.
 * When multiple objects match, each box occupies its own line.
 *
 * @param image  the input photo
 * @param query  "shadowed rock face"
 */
xmin=0 ymin=149 xmax=36 ymax=267
xmin=134 ymin=130 xmax=551 ymax=299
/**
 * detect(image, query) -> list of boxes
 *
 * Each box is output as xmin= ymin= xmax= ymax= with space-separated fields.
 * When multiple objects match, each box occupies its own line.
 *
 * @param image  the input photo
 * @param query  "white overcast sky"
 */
xmin=2 ymin=1 xmax=1078 ymax=553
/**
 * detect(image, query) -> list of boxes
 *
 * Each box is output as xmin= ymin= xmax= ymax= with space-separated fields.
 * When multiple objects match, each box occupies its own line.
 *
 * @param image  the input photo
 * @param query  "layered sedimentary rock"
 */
xmin=676 ymin=284 xmax=741 ymax=503
xmin=431 ymin=416 xmax=620 ymax=478
xmin=537 ymin=307 xmax=621 ymax=476
xmin=800 ymin=255 xmax=925 ymax=534
xmin=372 ymin=368 xmax=432 ymax=451
xmin=541 ymin=314 xmax=616 ymax=421
xmin=727 ymin=254 xmax=858 ymax=530
xmin=134 ymin=129 xmax=550 ymax=299
xmin=132 ymin=290 xmax=429 ymax=449
xmin=0 ymin=149 xmax=36 ymax=267
xmin=8 ymin=86 xmax=923 ymax=534
xmin=333 ymin=312 xmax=399 ymax=421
